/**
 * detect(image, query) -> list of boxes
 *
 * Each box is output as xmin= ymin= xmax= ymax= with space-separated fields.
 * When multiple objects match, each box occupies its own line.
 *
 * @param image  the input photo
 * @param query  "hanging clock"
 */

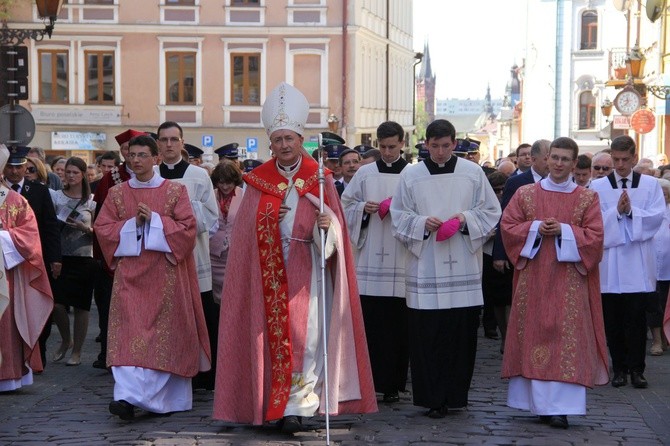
xmin=613 ymin=86 xmax=642 ymax=115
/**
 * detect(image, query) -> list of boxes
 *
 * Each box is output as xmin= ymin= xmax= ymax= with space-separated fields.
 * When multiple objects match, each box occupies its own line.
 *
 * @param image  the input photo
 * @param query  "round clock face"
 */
xmin=614 ymin=89 xmax=641 ymax=115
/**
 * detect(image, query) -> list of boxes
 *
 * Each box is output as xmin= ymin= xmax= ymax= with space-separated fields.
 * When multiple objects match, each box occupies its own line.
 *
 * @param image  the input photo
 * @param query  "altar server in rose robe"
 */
xmin=590 ymin=135 xmax=665 ymax=390
xmin=501 ymin=136 xmax=609 ymax=429
xmin=0 ymin=145 xmax=53 ymax=388
xmin=390 ymin=119 xmax=501 ymax=418
xmin=341 ymin=121 xmax=409 ymax=404
xmin=95 ymin=135 xmax=210 ymax=420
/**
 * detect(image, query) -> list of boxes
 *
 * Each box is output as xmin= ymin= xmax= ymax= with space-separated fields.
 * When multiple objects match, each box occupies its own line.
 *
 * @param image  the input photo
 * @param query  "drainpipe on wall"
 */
xmin=342 ymin=0 xmax=348 ymax=141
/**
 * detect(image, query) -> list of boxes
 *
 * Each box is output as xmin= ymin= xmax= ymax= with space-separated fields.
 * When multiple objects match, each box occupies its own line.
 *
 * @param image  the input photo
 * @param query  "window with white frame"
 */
xmin=166 ymin=52 xmax=196 ymax=105
xmin=579 ymin=91 xmax=596 ymax=129
xmin=159 ymin=38 xmax=203 ymax=125
xmin=287 ymin=0 xmax=326 ymax=26
xmin=226 ymin=0 xmax=264 ymax=25
xmin=580 ymin=10 xmax=598 ymax=50
xmin=231 ymin=53 xmax=261 ymax=106
xmin=38 ymin=49 xmax=69 ymax=103
xmin=161 ymin=0 xmax=199 ymax=24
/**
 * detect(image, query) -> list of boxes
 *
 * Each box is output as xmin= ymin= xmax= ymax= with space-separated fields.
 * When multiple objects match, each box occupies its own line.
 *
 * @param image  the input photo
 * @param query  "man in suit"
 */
xmin=490 ymin=140 xmax=550 ymax=337
xmin=3 ymin=146 xmax=62 ymax=367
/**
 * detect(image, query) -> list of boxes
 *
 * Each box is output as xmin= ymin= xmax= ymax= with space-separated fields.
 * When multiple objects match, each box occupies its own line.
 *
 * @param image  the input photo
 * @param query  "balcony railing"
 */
xmin=608 ymin=48 xmax=628 ymax=80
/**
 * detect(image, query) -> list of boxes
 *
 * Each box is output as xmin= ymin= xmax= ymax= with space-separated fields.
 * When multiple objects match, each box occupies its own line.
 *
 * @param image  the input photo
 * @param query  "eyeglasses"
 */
xmin=26 ymin=167 xmax=36 ymax=173
xmin=158 ymin=136 xmax=182 ymax=144
xmin=593 ymin=166 xmax=611 ymax=172
xmin=128 ymin=152 xmax=153 ymax=159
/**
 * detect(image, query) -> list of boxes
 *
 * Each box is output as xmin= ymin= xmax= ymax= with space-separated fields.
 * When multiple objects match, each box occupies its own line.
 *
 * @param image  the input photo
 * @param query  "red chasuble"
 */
xmin=213 ymin=155 xmax=377 ymax=424
xmin=500 ymin=183 xmax=609 ymax=387
xmin=0 ymin=190 xmax=53 ymax=378
xmin=94 ymin=181 xmax=211 ymax=377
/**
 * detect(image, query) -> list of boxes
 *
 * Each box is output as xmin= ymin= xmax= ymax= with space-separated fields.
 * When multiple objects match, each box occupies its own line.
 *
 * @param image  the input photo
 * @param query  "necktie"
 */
xmin=11 ymin=184 xmax=20 ymax=192
xmin=621 ymin=178 xmax=628 ymax=189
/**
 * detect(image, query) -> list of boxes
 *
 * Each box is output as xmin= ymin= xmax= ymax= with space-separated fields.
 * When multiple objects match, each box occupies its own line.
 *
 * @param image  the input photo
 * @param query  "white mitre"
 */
xmin=261 ymin=82 xmax=309 ymax=137
xmin=0 ymin=145 xmax=10 ymax=172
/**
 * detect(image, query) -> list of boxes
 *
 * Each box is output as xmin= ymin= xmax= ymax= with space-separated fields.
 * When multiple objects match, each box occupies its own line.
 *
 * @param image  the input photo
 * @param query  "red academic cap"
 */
xmin=115 ymin=129 xmax=146 ymax=146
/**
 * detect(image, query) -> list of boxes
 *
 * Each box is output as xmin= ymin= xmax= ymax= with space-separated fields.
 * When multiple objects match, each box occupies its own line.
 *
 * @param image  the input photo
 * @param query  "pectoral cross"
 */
xmin=443 ymin=254 xmax=458 ymax=272
xmin=375 ymin=247 xmax=390 ymax=264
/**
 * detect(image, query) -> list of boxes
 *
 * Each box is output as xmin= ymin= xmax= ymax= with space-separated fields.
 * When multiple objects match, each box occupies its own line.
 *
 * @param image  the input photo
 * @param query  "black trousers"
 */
xmin=602 ymin=292 xmax=650 ymax=374
xmin=361 ymin=295 xmax=409 ymax=394
xmin=93 ymin=263 xmax=113 ymax=362
xmin=192 ymin=290 xmax=219 ymax=391
xmin=408 ymin=306 xmax=480 ymax=409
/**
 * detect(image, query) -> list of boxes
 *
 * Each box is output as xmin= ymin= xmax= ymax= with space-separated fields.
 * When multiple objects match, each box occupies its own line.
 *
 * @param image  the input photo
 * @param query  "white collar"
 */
xmin=276 ymin=157 xmax=302 ymax=179
xmin=129 ymin=172 xmax=165 ymax=189
xmin=384 ymin=154 xmax=401 ymax=167
xmin=540 ymin=176 xmax=578 ymax=193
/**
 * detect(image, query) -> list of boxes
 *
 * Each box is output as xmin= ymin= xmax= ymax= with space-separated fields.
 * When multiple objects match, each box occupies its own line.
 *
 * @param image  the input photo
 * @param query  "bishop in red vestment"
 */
xmin=94 ymin=136 xmax=210 ymax=419
xmin=213 ymin=83 xmax=376 ymax=433
xmin=501 ymin=138 xmax=609 ymax=429
xmin=0 ymin=145 xmax=53 ymax=391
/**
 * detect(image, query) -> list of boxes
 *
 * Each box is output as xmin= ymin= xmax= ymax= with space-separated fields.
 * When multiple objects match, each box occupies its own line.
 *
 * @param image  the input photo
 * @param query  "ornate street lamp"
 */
xmin=327 ymin=114 xmax=340 ymax=133
xmin=1 ymin=0 xmax=65 ymax=45
xmin=601 ymin=99 xmax=613 ymax=123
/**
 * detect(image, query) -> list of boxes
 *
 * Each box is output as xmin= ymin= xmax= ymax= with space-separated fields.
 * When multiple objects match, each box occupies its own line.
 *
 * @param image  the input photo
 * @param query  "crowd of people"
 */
xmin=1 ymin=82 xmax=669 ymax=436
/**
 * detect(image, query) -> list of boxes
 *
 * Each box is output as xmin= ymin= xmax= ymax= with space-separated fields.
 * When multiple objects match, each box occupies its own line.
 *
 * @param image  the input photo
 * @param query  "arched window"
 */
xmin=581 ymin=10 xmax=598 ymax=50
xmin=579 ymin=91 xmax=596 ymax=129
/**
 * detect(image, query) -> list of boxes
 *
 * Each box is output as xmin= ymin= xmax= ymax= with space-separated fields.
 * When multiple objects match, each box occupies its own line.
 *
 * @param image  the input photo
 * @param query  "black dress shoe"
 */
xmin=280 ymin=415 xmax=302 ymax=434
xmin=538 ymin=415 xmax=551 ymax=424
xmin=630 ymin=371 xmax=648 ymax=388
xmin=92 ymin=359 xmax=107 ymax=370
xmin=484 ymin=329 xmax=500 ymax=340
xmin=426 ymin=406 xmax=448 ymax=419
xmin=548 ymin=415 xmax=569 ymax=429
xmin=109 ymin=400 xmax=135 ymax=420
xmin=383 ymin=391 xmax=400 ymax=403
xmin=611 ymin=371 xmax=627 ymax=388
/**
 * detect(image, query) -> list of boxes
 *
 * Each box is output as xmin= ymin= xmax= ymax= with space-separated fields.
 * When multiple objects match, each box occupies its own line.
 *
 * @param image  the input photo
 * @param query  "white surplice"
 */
xmin=341 ymin=162 xmax=406 ymax=297
xmin=162 ymin=163 xmax=219 ymax=293
xmin=390 ymin=158 xmax=501 ymax=310
xmin=590 ymin=174 xmax=665 ymax=293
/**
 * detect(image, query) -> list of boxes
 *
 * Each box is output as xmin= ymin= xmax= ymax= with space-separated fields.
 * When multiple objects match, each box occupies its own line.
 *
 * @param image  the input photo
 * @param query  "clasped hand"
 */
xmin=617 ymin=190 xmax=631 ymax=215
xmin=364 ymin=201 xmax=380 ymax=214
xmin=539 ymin=217 xmax=561 ymax=237
xmin=135 ymin=202 xmax=152 ymax=226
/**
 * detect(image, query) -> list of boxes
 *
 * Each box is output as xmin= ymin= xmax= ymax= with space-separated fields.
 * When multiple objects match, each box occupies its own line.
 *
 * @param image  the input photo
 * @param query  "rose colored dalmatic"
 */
xmin=213 ymin=155 xmax=377 ymax=424
xmin=0 ymin=190 xmax=53 ymax=385
xmin=501 ymin=183 xmax=609 ymax=388
xmin=94 ymin=181 xmax=210 ymax=377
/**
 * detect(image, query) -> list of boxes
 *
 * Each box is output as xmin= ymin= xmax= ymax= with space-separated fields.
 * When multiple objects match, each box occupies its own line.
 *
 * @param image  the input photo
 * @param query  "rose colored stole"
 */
xmin=245 ymin=159 xmax=323 ymax=421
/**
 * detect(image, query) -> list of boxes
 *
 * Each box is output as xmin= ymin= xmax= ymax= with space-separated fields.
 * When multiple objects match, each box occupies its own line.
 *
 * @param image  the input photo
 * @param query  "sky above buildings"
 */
xmin=413 ymin=0 xmax=527 ymax=101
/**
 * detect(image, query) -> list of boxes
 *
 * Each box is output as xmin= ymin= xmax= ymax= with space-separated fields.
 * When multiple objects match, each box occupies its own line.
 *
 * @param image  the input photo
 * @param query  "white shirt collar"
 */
xmin=530 ymin=166 xmax=543 ymax=182
xmin=614 ymin=171 xmax=633 ymax=185
xmin=129 ymin=172 xmax=165 ymax=189
xmin=541 ymin=176 xmax=578 ymax=193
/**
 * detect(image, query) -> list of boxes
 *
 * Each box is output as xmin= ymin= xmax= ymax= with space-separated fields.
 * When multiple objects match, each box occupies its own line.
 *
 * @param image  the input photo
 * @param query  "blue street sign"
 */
xmin=247 ymin=137 xmax=258 ymax=152
xmin=202 ymin=135 xmax=214 ymax=147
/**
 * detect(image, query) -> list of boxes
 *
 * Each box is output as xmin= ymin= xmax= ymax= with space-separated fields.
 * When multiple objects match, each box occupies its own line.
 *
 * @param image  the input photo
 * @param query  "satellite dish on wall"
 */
xmin=613 ymin=0 xmax=631 ymax=11
xmin=646 ymin=0 xmax=665 ymax=22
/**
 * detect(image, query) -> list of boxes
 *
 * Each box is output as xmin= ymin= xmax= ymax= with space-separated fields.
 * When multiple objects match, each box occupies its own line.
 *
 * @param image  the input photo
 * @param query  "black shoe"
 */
xmin=630 ymin=371 xmax=648 ymax=388
xmin=611 ymin=371 xmax=627 ymax=388
xmin=92 ymin=359 xmax=107 ymax=370
xmin=95 ymin=334 xmax=101 ymax=343
xmin=484 ymin=329 xmax=500 ymax=340
xmin=280 ymin=415 xmax=302 ymax=434
xmin=382 ymin=391 xmax=400 ymax=403
xmin=538 ymin=415 xmax=551 ymax=424
xmin=548 ymin=415 xmax=568 ymax=429
xmin=109 ymin=400 xmax=135 ymax=420
xmin=426 ymin=406 xmax=448 ymax=419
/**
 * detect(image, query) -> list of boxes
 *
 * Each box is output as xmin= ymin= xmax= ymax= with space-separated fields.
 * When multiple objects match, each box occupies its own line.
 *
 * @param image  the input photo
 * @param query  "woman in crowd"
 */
xmin=50 ymin=157 xmax=67 ymax=182
xmin=210 ymin=159 xmax=244 ymax=301
xmin=25 ymin=156 xmax=49 ymax=184
xmin=50 ymin=157 xmax=97 ymax=366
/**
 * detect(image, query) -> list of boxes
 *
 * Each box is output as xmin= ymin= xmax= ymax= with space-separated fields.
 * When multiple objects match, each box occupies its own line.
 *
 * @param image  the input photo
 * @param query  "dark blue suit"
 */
xmin=492 ymin=169 xmax=537 ymax=262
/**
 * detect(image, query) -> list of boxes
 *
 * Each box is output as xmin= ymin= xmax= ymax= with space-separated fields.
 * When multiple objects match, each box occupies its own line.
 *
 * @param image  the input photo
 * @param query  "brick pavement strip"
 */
xmin=1 ymin=307 xmax=669 ymax=445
